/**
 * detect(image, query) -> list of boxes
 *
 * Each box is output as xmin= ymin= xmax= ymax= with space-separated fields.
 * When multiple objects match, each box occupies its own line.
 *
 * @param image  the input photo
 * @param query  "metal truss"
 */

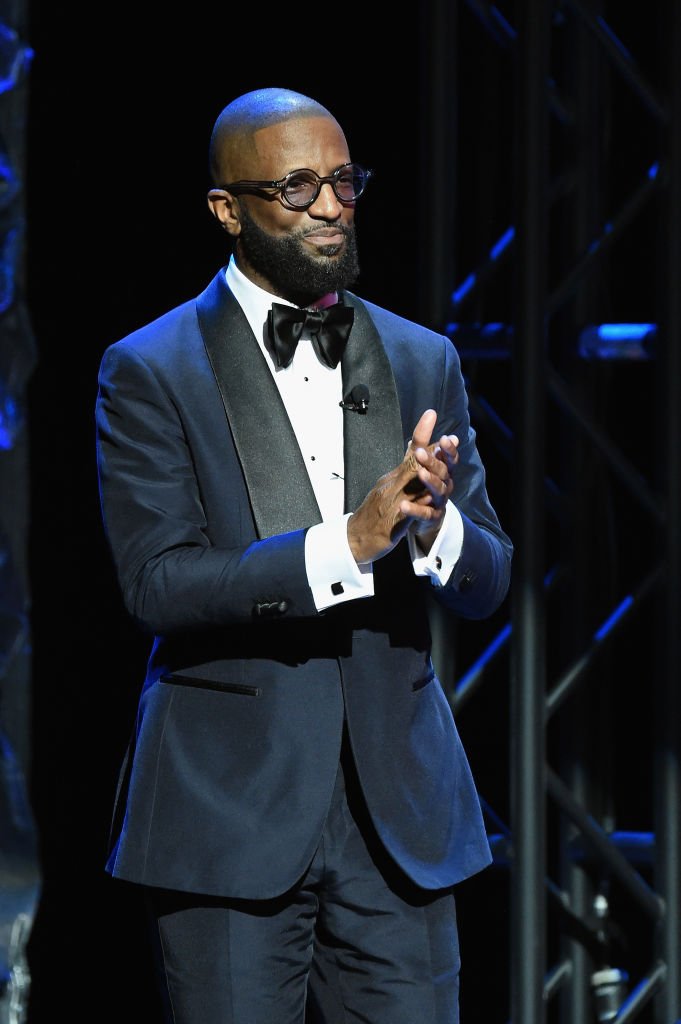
xmin=420 ymin=2 xmax=681 ymax=1022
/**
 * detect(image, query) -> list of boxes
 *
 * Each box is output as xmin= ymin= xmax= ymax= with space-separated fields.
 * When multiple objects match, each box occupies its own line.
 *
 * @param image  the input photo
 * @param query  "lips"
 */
xmin=304 ymin=230 xmax=346 ymax=247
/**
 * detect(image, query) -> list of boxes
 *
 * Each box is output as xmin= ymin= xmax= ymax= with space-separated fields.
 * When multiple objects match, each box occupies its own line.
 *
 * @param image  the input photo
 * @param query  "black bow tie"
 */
xmin=267 ymin=301 xmax=355 ymax=369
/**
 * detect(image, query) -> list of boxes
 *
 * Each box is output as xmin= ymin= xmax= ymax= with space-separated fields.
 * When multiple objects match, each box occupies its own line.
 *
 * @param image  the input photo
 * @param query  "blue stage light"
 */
xmin=579 ymin=324 xmax=656 ymax=360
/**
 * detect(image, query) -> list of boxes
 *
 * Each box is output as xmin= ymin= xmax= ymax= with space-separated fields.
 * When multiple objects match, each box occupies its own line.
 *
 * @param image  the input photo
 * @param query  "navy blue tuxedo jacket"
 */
xmin=95 ymin=268 xmax=512 ymax=901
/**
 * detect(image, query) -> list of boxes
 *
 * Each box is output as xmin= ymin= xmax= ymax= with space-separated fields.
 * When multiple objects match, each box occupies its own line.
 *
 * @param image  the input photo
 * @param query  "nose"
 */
xmin=307 ymin=181 xmax=345 ymax=218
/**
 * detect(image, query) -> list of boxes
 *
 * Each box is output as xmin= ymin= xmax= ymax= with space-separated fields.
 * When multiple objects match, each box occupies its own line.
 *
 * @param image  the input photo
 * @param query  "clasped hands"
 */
xmin=347 ymin=409 xmax=459 ymax=564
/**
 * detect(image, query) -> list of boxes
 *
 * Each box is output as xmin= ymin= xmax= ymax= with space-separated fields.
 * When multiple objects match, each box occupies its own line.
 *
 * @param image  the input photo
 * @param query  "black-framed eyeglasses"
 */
xmin=216 ymin=162 xmax=373 ymax=209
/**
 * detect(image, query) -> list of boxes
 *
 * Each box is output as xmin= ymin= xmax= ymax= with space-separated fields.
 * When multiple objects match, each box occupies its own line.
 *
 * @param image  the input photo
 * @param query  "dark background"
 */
xmin=19 ymin=2 xmax=662 ymax=1022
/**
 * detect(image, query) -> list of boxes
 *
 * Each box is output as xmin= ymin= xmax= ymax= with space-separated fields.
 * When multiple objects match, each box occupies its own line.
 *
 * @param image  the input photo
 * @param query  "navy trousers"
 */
xmin=144 ymin=735 xmax=461 ymax=1024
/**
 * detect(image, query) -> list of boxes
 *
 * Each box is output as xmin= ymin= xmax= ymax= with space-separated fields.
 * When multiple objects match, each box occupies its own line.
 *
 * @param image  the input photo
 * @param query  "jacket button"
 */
xmin=459 ymin=570 xmax=476 ymax=592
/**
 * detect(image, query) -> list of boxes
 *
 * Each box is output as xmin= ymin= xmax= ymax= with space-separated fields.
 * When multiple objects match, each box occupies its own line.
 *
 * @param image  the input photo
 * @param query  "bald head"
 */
xmin=208 ymin=87 xmax=342 ymax=186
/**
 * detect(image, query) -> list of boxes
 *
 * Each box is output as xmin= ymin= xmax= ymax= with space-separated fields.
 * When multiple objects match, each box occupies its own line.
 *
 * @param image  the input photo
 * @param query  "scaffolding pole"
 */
xmin=654 ymin=1 xmax=681 ymax=1020
xmin=510 ymin=2 xmax=551 ymax=1022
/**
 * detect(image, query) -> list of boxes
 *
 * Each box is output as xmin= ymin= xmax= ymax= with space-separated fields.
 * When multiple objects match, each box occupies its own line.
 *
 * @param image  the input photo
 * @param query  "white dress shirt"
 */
xmin=225 ymin=257 xmax=463 ymax=610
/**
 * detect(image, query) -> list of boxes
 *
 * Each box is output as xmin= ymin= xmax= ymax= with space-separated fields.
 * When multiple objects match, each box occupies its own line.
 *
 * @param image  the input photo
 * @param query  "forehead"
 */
xmin=248 ymin=116 xmax=351 ymax=178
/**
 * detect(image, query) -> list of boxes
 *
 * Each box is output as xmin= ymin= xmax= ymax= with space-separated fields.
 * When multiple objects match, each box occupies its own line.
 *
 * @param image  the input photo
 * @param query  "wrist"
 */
xmin=411 ymin=521 xmax=442 ymax=555
xmin=346 ymin=513 xmax=368 ymax=564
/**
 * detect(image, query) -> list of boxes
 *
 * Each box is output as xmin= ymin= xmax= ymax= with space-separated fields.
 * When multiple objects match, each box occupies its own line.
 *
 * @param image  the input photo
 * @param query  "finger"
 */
xmin=416 ymin=469 xmax=449 ymax=502
xmin=399 ymin=497 xmax=446 ymax=522
xmin=434 ymin=435 xmax=459 ymax=461
xmin=438 ymin=434 xmax=459 ymax=454
xmin=413 ymin=446 xmax=450 ymax=483
xmin=401 ymin=449 xmax=448 ymax=500
xmin=435 ymin=450 xmax=458 ymax=475
xmin=420 ymin=475 xmax=452 ymax=506
xmin=410 ymin=409 xmax=438 ymax=451
xmin=411 ymin=466 xmax=452 ymax=510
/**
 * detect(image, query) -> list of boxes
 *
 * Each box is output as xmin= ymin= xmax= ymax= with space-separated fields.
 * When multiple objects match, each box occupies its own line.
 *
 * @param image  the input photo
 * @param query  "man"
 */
xmin=95 ymin=87 xmax=512 ymax=1024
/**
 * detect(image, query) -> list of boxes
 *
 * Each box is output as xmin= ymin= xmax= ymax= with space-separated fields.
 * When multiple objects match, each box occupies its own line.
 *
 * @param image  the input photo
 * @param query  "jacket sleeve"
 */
xmin=429 ymin=336 xmax=513 ymax=620
xmin=95 ymin=340 xmax=319 ymax=635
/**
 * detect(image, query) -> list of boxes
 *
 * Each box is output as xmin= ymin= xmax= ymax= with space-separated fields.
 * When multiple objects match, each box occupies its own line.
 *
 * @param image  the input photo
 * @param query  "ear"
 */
xmin=207 ymin=189 xmax=241 ymax=238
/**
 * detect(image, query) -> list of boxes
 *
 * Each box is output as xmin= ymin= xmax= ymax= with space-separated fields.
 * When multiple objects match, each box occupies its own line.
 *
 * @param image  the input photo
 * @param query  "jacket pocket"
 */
xmin=159 ymin=673 xmax=261 ymax=697
xmin=411 ymin=668 xmax=435 ymax=693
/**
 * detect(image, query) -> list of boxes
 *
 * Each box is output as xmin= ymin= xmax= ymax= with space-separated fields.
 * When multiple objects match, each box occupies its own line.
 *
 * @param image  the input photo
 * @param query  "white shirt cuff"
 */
xmin=408 ymin=501 xmax=463 ymax=586
xmin=305 ymin=513 xmax=375 ymax=611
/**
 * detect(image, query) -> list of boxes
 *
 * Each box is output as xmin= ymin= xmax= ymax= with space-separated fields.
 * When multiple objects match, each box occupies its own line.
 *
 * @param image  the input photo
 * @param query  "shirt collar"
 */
xmin=225 ymin=255 xmax=339 ymax=352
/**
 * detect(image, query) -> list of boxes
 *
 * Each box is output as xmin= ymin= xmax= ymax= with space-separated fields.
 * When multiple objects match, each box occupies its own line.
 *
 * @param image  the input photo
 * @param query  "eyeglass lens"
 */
xmin=283 ymin=165 xmax=368 ymax=207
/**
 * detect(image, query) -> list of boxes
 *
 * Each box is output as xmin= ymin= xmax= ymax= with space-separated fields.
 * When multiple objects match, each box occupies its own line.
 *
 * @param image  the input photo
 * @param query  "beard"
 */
xmin=236 ymin=203 xmax=361 ymax=307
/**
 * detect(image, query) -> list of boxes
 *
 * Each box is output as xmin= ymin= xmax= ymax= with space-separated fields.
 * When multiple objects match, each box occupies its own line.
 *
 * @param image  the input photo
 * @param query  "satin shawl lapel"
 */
xmin=196 ymin=270 xmax=322 ymax=538
xmin=339 ymin=292 xmax=405 ymax=513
